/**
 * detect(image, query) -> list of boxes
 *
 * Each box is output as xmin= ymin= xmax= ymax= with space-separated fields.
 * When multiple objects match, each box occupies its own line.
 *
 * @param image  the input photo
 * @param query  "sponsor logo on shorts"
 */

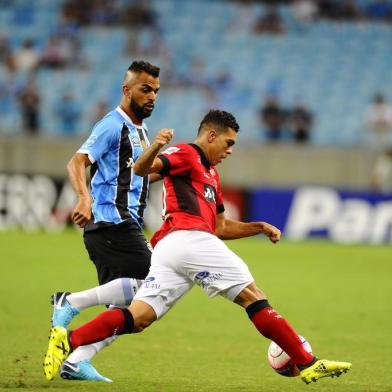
xmin=143 ymin=276 xmax=160 ymax=289
xmin=194 ymin=271 xmax=222 ymax=288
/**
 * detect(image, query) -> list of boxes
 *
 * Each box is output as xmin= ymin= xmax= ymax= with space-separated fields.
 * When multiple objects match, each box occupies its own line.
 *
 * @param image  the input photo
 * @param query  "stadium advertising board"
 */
xmin=0 ymin=174 xmax=76 ymax=231
xmin=1 ymin=173 xmax=390 ymax=243
xmin=248 ymin=187 xmax=392 ymax=244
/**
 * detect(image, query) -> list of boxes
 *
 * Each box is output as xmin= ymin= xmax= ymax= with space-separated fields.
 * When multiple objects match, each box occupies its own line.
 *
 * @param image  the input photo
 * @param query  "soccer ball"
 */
xmin=267 ymin=335 xmax=312 ymax=377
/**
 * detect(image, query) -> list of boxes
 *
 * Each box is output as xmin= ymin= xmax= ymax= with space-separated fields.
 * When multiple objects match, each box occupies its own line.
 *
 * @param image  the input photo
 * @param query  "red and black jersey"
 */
xmin=151 ymin=143 xmax=225 ymax=247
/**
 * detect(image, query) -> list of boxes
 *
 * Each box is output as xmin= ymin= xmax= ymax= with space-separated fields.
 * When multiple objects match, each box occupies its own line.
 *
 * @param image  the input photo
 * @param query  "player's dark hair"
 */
xmin=198 ymin=109 xmax=240 ymax=134
xmin=128 ymin=61 xmax=160 ymax=77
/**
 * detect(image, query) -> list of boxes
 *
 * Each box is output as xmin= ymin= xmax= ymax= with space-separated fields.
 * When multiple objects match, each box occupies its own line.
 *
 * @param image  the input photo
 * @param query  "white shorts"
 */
xmin=133 ymin=230 xmax=254 ymax=319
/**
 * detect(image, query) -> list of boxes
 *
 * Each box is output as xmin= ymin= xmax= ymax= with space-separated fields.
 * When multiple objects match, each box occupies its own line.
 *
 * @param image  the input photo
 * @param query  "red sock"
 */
xmin=70 ymin=308 xmax=133 ymax=350
xmin=247 ymin=300 xmax=314 ymax=366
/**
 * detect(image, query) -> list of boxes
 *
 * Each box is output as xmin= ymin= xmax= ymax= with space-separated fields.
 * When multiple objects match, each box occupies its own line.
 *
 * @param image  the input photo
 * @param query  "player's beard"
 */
xmin=130 ymin=100 xmax=153 ymax=121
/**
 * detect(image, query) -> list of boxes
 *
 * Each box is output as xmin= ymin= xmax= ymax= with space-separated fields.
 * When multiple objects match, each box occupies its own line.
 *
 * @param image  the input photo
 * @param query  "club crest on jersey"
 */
xmin=194 ymin=271 xmax=223 ymax=288
xmin=131 ymin=136 xmax=141 ymax=147
xmin=204 ymin=184 xmax=216 ymax=203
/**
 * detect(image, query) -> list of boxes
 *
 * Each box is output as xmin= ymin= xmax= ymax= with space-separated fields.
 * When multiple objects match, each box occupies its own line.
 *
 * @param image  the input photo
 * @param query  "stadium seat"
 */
xmin=1 ymin=0 xmax=392 ymax=146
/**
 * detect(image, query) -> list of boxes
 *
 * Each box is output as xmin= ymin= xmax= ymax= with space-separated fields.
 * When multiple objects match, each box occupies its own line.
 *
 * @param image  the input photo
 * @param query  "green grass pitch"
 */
xmin=0 ymin=230 xmax=390 ymax=392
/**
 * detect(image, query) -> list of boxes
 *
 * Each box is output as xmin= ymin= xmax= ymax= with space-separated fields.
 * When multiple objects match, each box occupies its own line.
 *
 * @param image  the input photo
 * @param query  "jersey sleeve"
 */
xmin=157 ymin=145 xmax=193 ymax=177
xmin=216 ymin=171 xmax=225 ymax=213
xmin=77 ymin=119 xmax=119 ymax=163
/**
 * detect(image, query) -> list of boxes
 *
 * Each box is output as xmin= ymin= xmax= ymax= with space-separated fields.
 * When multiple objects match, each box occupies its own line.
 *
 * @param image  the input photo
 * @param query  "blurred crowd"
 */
xmin=1 ymin=0 xmax=392 ymax=146
xmin=0 ymin=0 xmax=162 ymax=136
xmin=232 ymin=0 xmax=392 ymax=36
xmin=259 ymin=96 xmax=313 ymax=143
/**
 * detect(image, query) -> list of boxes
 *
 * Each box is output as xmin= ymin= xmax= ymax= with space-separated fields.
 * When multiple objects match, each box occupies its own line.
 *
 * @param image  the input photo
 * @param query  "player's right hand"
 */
xmin=155 ymin=129 xmax=174 ymax=148
xmin=260 ymin=222 xmax=281 ymax=244
xmin=71 ymin=197 xmax=92 ymax=228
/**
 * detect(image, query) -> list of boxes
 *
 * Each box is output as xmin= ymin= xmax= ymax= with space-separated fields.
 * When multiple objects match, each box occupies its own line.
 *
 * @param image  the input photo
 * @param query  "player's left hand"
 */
xmin=260 ymin=222 xmax=281 ymax=244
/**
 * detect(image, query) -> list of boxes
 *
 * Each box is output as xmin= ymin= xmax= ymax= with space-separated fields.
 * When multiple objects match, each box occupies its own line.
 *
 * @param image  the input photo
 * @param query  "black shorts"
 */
xmin=83 ymin=221 xmax=151 ymax=285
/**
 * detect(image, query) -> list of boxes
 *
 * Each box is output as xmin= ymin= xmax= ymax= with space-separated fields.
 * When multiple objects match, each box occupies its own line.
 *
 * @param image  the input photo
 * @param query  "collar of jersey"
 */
xmin=189 ymin=143 xmax=211 ymax=169
xmin=116 ymin=106 xmax=146 ymax=130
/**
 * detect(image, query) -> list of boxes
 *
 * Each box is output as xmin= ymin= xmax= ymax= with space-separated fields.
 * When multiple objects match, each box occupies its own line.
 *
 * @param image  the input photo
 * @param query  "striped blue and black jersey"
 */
xmin=78 ymin=106 xmax=150 ymax=231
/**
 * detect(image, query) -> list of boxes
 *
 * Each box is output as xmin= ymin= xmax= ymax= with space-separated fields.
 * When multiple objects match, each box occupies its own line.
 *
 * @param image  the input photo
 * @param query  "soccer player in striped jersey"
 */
xmin=49 ymin=61 xmax=172 ymax=382
xmin=45 ymin=110 xmax=351 ymax=384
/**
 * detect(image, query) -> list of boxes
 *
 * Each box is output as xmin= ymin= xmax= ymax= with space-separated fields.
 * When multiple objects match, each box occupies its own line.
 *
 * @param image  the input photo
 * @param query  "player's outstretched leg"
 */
xmin=60 ymin=359 xmax=112 ymax=382
xmin=44 ymin=326 xmax=71 ymax=380
xmin=299 ymin=359 xmax=352 ymax=384
xmin=244 ymin=297 xmax=352 ymax=384
xmin=246 ymin=299 xmax=316 ymax=366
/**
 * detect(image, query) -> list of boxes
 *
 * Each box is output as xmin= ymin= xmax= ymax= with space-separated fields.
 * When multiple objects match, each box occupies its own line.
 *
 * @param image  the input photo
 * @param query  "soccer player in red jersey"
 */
xmin=45 ymin=110 xmax=351 ymax=384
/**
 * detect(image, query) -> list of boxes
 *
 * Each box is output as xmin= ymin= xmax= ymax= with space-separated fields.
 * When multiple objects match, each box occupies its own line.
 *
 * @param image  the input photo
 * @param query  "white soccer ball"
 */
xmin=267 ymin=335 xmax=312 ymax=377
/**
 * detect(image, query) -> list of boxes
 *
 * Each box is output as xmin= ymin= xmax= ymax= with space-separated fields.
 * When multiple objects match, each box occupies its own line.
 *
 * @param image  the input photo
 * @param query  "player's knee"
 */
xmin=253 ymin=286 xmax=266 ymax=299
xmin=129 ymin=300 xmax=157 ymax=333
xmin=133 ymin=318 xmax=154 ymax=333
xmin=234 ymin=283 xmax=267 ymax=308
